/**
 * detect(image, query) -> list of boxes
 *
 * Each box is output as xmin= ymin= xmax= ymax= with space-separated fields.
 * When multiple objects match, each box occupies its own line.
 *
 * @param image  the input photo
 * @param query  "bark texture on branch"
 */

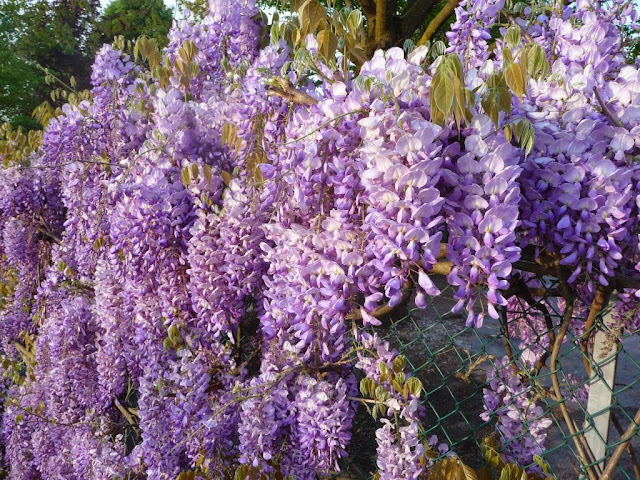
xmin=417 ymin=0 xmax=460 ymax=46
xmin=357 ymin=0 xmax=454 ymax=60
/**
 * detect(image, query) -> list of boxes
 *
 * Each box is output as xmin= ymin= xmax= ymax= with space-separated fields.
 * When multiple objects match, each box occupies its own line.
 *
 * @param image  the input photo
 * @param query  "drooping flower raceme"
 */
xmin=0 ymin=0 xmax=640 ymax=478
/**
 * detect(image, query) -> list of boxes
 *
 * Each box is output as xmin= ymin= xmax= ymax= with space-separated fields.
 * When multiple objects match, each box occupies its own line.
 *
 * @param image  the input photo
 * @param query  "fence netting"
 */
xmin=337 ymin=275 xmax=640 ymax=479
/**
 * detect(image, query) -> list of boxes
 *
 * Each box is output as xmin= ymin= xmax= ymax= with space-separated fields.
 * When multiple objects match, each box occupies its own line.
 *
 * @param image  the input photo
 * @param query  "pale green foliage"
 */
xmin=427 ymin=26 xmax=549 ymax=156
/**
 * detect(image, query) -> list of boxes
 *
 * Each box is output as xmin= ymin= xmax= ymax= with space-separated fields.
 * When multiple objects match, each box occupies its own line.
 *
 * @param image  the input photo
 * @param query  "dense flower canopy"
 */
xmin=0 ymin=0 xmax=639 ymax=478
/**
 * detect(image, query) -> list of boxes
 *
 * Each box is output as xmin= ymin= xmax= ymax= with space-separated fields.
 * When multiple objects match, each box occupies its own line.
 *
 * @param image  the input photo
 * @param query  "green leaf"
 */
xmin=430 ymin=54 xmax=467 ymax=127
xmin=360 ymin=378 xmax=376 ymax=397
xmin=403 ymin=38 xmax=416 ymax=54
xmin=374 ymin=385 xmax=387 ymax=401
xmin=234 ymin=464 xmax=249 ymax=480
xmin=167 ymin=324 xmax=180 ymax=341
xmin=522 ymin=128 xmax=534 ymax=157
xmin=433 ymin=71 xmax=454 ymax=117
xmin=176 ymin=471 xmax=195 ymax=480
xmin=504 ymin=62 xmax=526 ymax=99
xmin=452 ymin=75 xmax=466 ymax=130
xmin=405 ymin=377 xmax=423 ymax=397
xmin=430 ymin=106 xmax=446 ymax=126
xmin=299 ymin=0 xmax=326 ymax=36
xmin=178 ymin=40 xmax=197 ymax=63
xmin=175 ymin=58 xmax=186 ymax=76
xmin=289 ymin=25 xmax=302 ymax=47
xmin=317 ymin=29 xmax=337 ymax=61
xmin=392 ymin=377 xmax=404 ymax=393
xmin=347 ymin=9 xmax=363 ymax=32
xmin=482 ymin=93 xmax=499 ymax=126
xmin=499 ymin=464 xmax=527 ymax=480
xmin=482 ymin=439 xmax=505 ymax=471
xmin=290 ymin=0 xmax=306 ymax=11
xmin=460 ymin=462 xmax=479 ymax=480
xmin=532 ymin=455 xmax=551 ymax=476
xmin=503 ymin=47 xmax=513 ymax=65
xmin=447 ymin=54 xmax=464 ymax=81
xmin=430 ymin=40 xmax=446 ymax=59
xmin=93 ymin=236 xmax=105 ymax=251
xmin=181 ymin=166 xmax=191 ymax=187
xmin=482 ymin=73 xmax=512 ymax=126
xmin=428 ymin=457 xmax=458 ymax=479
xmin=203 ymin=164 xmax=212 ymax=183
xmin=513 ymin=2 xmax=527 ymax=13
xmin=510 ymin=118 xmax=535 ymax=156
xmin=270 ymin=21 xmax=280 ymax=45
xmin=497 ymin=88 xmax=512 ymax=113
xmin=519 ymin=48 xmax=529 ymax=83
xmin=392 ymin=355 xmax=405 ymax=373
xmin=430 ymin=458 xmax=478 ymax=480
xmin=344 ymin=35 xmax=369 ymax=66
xmin=505 ymin=25 xmax=521 ymax=48
xmin=524 ymin=44 xmax=549 ymax=80
xmin=190 ymin=163 xmax=199 ymax=181
xmin=186 ymin=62 xmax=199 ymax=80
xmin=221 ymin=170 xmax=233 ymax=186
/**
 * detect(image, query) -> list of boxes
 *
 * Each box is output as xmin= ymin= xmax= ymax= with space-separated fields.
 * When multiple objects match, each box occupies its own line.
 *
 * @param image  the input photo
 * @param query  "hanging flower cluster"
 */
xmin=481 ymin=356 xmax=553 ymax=469
xmin=0 ymin=0 xmax=639 ymax=478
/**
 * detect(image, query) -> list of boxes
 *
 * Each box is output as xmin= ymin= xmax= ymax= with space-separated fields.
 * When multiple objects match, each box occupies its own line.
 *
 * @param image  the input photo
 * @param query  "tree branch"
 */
xmin=347 ymin=282 xmax=412 ymax=321
xmin=416 ymin=0 xmax=460 ymax=46
xmin=401 ymin=0 xmax=438 ymax=39
xmin=266 ymin=85 xmax=318 ymax=106
xmin=355 ymin=0 xmax=377 ymax=18
xmin=513 ymin=245 xmax=640 ymax=291
xmin=593 ymin=87 xmax=624 ymax=128
xmin=611 ymin=411 xmax=640 ymax=479
xmin=579 ymin=286 xmax=611 ymax=376
xmin=601 ymin=407 xmax=640 ymax=480
xmin=375 ymin=0 xmax=399 ymax=47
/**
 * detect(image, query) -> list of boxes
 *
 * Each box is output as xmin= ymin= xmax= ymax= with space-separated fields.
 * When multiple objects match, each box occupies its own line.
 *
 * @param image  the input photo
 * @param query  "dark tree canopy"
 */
xmin=0 ymin=3 xmax=45 ymax=129
xmin=90 ymin=0 xmax=174 ymax=49
xmin=0 ymin=0 xmax=99 ymax=128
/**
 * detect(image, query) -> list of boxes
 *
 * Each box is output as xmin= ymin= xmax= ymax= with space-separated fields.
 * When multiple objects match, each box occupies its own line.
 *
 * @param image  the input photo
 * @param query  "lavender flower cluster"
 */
xmin=481 ymin=356 xmax=553 ymax=468
xmin=0 ymin=0 xmax=639 ymax=478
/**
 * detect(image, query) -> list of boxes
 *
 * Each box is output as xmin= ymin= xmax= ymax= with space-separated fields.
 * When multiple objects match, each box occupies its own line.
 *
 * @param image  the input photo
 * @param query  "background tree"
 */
xmin=0 ymin=3 xmax=45 ymax=129
xmin=13 ymin=0 xmax=99 ymax=88
xmin=90 ymin=0 xmax=174 ymax=50
xmin=0 ymin=0 xmax=100 ymax=129
xmin=177 ymin=0 xmax=208 ymax=20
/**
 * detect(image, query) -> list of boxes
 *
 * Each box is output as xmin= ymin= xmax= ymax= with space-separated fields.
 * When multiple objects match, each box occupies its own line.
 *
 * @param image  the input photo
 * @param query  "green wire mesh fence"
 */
xmin=340 ymin=276 xmax=640 ymax=480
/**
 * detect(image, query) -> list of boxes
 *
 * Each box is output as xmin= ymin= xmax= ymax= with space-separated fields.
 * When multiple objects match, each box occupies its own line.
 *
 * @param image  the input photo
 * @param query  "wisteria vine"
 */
xmin=0 ymin=0 xmax=639 ymax=478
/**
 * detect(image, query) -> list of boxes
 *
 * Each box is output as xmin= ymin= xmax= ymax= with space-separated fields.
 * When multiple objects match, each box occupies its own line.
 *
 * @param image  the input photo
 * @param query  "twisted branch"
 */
xmin=601 ymin=407 xmax=640 ymax=480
